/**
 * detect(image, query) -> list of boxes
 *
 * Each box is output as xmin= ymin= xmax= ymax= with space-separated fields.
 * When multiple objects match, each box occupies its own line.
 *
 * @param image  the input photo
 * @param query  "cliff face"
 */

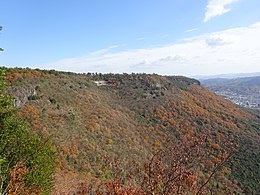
xmin=4 ymin=68 xmax=260 ymax=194
xmin=8 ymin=86 xmax=37 ymax=107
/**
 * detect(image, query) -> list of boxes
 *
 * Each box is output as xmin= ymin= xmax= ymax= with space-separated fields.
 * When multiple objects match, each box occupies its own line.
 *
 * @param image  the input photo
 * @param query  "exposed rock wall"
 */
xmin=9 ymin=87 xmax=37 ymax=107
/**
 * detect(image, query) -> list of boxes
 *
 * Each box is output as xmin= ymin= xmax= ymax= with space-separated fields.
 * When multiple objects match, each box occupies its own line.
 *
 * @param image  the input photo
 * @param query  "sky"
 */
xmin=0 ymin=0 xmax=260 ymax=76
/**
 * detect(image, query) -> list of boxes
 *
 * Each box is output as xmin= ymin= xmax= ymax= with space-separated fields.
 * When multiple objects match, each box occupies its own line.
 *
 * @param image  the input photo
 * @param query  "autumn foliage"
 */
xmin=1 ymin=67 xmax=259 ymax=194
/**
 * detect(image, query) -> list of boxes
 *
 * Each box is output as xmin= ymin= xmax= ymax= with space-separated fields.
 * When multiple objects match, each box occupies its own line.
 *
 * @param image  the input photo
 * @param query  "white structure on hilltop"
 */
xmin=93 ymin=81 xmax=109 ymax=86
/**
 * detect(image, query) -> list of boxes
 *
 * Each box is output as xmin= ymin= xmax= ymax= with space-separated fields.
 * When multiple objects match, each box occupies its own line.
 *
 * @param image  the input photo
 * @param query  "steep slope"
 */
xmin=3 ymin=67 xmax=260 ymax=194
xmin=97 ymin=73 xmax=260 ymax=193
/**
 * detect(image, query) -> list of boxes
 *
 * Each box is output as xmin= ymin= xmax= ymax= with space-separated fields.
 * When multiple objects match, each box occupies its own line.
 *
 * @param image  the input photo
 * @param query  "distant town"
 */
xmin=199 ymin=75 xmax=260 ymax=110
xmin=214 ymin=90 xmax=260 ymax=109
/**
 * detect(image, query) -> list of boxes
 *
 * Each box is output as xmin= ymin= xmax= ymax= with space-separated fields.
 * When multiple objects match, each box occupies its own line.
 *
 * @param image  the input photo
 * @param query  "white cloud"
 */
xmin=206 ymin=33 xmax=239 ymax=47
xmin=42 ymin=22 xmax=260 ymax=76
xmin=204 ymin=0 xmax=238 ymax=22
xmin=108 ymin=45 xmax=119 ymax=49
xmin=185 ymin=28 xmax=197 ymax=33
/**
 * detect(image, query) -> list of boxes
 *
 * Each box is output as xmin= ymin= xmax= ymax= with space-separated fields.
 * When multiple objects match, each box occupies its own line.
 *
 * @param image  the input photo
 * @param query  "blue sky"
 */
xmin=1 ymin=0 xmax=260 ymax=76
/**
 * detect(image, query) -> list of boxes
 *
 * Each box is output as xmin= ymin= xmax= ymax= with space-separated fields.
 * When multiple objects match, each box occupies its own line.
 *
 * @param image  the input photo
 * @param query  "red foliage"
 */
xmin=75 ymin=137 xmax=236 ymax=194
xmin=6 ymin=162 xmax=41 ymax=195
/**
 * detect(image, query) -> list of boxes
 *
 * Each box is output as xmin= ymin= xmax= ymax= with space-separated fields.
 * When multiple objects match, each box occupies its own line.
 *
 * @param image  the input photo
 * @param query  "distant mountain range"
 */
xmin=193 ymin=72 xmax=260 ymax=80
xmin=201 ymin=76 xmax=260 ymax=89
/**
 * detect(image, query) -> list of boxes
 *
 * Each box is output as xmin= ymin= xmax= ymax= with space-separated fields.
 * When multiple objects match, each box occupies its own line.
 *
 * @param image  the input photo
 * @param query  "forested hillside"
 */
xmin=1 ymin=67 xmax=259 ymax=194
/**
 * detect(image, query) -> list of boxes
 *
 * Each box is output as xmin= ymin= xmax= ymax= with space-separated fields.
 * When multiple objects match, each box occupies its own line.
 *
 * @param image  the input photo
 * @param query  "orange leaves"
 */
xmin=19 ymin=103 xmax=41 ymax=130
xmin=148 ymin=126 xmax=154 ymax=131
xmin=210 ymin=141 xmax=221 ymax=150
xmin=76 ymin=137 xmax=235 ymax=194
xmin=7 ymin=162 xmax=28 ymax=194
xmin=205 ymin=159 xmax=214 ymax=169
xmin=189 ymin=85 xmax=250 ymax=120
xmin=221 ymin=166 xmax=231 ymax=175
xmin=7 ymin=162 xmax=41 ymax=195
xmin=6 ymin=72 xmax=23 ymax=83
xmin=159 ymin=124 xmax=166 ymax=130
xmin=185 ymin=174 xmax=197 ymax=189
xmin=225 ymin=121 xmax=238 ymax=130
xmin=154 ymin=139 xmax=162 ymax=149
xmin=86 ymin=122 xmax=101 ymax=133
xmin=104 ymin=180 xmax=142 ymax=195
xmin=6 ymin=69 xmax=44 ymax=84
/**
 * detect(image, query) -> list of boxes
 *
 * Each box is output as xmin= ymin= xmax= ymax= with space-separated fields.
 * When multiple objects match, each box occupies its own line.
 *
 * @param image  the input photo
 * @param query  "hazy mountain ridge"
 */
xmin=194 ymin=72 xmax=260 ymax=80
xmin=2 ymin=67 xmax=260 ymax=194
xmin=201 ymin=76 xmax=260 ymax=88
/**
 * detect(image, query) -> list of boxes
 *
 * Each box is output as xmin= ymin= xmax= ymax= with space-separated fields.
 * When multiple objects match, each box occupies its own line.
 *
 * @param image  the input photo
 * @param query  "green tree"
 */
xmin=0 ymin=69 xmax=56 ymax=194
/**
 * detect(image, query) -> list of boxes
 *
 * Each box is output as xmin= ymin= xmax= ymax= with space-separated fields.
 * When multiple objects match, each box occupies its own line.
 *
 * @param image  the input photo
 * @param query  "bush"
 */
xmin=28 ymin=95 xmax=40 ymax=101
xmin=49 ymin=97 xmax=57 ymax=104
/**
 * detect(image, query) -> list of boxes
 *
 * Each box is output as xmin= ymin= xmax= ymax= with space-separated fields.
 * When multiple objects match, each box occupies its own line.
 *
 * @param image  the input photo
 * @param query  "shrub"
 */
xmin=28 ymin=95 xmax=40 ymax=101
xmin=49 ymin=97 xmax=57 ymax=104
